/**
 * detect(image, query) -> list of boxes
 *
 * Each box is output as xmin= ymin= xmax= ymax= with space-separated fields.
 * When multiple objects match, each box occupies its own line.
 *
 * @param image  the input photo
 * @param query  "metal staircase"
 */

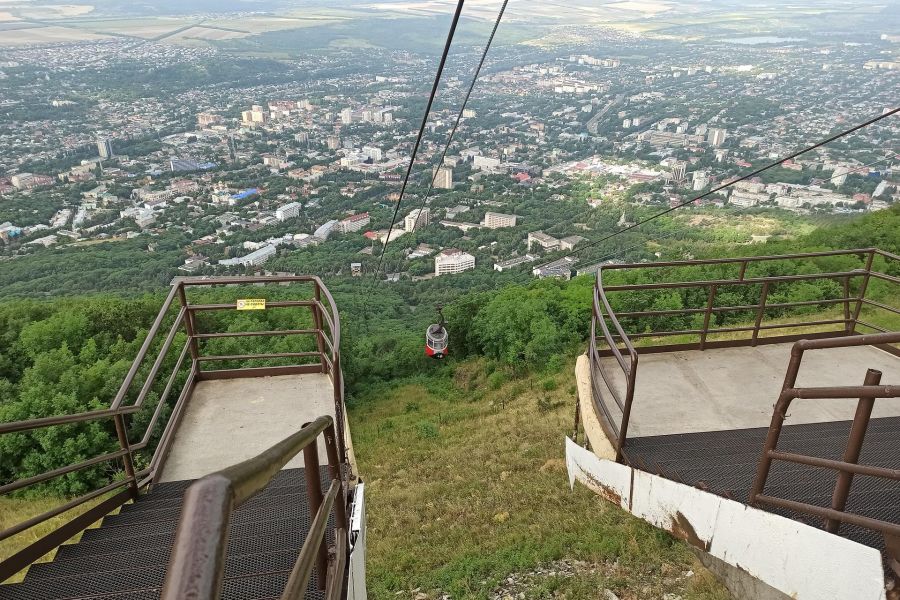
xmin=1 ymin=468 xmax=334 ymax=600
xmin=0 ymin=276 xmax=363 ymax=600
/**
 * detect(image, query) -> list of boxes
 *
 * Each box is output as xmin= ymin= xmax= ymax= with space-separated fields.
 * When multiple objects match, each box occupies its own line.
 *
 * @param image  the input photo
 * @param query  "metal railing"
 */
xmin=588 ymin=248 xmax=900 ymax=460
xmin=749 ymin=332 xmax=900 ymax=538
xmin=0 ymin=275 xmax=345 ymax=582
xmin=161 ymin=415 xmax=348 ymax=600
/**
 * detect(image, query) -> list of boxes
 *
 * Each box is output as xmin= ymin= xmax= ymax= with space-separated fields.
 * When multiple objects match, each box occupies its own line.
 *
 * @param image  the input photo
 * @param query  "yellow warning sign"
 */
xmin=236 ymin=298 xmax=266 ymax=311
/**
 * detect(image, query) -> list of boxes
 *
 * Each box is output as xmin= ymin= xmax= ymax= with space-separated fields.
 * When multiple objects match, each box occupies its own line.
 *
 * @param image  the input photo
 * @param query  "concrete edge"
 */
xmin=575 ymin=353 xmax=616 ymax=460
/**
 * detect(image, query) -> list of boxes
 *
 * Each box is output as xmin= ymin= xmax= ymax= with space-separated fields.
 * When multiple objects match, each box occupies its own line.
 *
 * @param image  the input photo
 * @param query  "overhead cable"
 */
xmin=371 ymin=0 xmax=466 ymax=283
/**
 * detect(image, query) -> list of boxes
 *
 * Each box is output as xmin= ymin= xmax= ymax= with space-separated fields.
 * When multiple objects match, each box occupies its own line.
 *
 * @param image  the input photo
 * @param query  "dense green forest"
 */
xmin=0 ymin=206 xmax=898 ymax=496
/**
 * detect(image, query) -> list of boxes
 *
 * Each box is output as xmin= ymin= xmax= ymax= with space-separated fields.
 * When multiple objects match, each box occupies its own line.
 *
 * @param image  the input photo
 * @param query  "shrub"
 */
xmin=416 ymin=420 xmax=439 ymax=439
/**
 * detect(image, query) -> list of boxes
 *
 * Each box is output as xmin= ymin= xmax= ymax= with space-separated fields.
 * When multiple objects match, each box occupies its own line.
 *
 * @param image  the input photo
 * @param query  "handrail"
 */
xmin=598 ymin=247 xmax=881 ymax=271
xmin=161 ymin=416 xmax=348 ymax=600
xmin=749 ymin=332 xmax=900 ymax=536
xmin=587 ymin=248 xmax=899 ymax=464
xmin=0 ymin=274 xmax=346 ymax=583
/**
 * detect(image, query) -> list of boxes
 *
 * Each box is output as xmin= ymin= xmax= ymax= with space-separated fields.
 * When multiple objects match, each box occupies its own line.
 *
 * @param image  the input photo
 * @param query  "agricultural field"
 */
xmin=0 ymin=25 xmax=110 ymax=45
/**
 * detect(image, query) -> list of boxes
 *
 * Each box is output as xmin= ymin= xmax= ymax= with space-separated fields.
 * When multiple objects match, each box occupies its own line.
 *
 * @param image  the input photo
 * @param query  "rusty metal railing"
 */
xmin=588 ymin=248 xmax=899 ymax=461
xmin=0 ymin=275 xmax=345 ymax=582
xmin=749 ymin=332 xmax=900 ymax=537
xmin=161 ymin=415 xmax=348 ymax=600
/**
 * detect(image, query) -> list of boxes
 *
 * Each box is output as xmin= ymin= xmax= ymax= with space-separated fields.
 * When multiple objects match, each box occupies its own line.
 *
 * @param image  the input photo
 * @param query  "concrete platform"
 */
xmin=159 ymin=373 xmax=338 ymax=482
xmin=597 ymin=343 xmax=900 ymax=438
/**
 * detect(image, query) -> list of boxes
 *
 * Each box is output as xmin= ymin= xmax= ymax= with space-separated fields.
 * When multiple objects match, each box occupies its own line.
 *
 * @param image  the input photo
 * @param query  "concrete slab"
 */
xmin=159 ymin=373 xmax=336 ymax=482
xmin=596 ymin=343 xmax=900 ymax=437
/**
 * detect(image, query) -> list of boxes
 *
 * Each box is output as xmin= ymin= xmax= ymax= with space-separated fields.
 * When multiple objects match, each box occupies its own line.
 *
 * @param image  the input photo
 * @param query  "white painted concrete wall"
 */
xmin=565 ymin=438 xmax=888 ymax=600
xmin=348 ymin=483 xmax=367 ymax=600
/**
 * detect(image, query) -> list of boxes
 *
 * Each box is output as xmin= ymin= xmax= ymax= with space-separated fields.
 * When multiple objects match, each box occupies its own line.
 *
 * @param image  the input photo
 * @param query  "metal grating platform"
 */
xmin=622 ymin=416 xmax=900 ymax=555
xmin=2 ymin=467 xmax=335 ymax=600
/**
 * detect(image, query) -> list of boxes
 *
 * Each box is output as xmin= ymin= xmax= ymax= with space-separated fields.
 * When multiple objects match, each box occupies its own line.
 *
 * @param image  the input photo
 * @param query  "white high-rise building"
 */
xmin=405 ymin=208 xmax=430 ymax=232
xmin=362 ymin=146 xmax=383 ymax=161
xmin=97 ymin=138 xmax=113 ymax=159
xmin=275 ymin=202 xmax=301 ymax=221
xmin=341 ymin=108 xmax=353 ymax=124
xmin=433 ymin=166 xmax=453 ymax=189
xmin=435 ymin=249 xmax=475 ymax=276
xmin=707 ymin=127 xmax=727 ymax=147
xmin=692 ymin=171 xmax=709 ymax=191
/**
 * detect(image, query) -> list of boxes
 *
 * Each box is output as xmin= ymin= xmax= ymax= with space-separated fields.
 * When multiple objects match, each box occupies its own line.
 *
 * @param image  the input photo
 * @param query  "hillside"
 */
xmin=351 ymin=359 xmax=730 ymax=600
xmin=0 ymin=205 xmax=897 ymax=593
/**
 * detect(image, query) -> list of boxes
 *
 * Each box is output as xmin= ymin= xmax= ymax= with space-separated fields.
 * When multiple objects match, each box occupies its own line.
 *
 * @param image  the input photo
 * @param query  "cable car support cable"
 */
xmin=408 ymin=0 xmax=510 ymax=233
xmin=371 ymin=0 xmax=466 ymax=285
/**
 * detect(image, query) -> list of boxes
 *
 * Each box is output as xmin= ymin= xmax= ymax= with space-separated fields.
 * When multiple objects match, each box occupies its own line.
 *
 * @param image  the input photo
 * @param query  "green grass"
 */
xmin=0 ymin=495 xmax=124 ymax=583
xmin=349 ymin=360 xmax=732 ymax=600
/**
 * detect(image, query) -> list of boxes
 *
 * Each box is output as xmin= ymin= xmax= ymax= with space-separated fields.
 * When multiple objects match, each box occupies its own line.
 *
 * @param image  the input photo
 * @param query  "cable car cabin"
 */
xmin=425 ymin=323 xmax=448 ymax=359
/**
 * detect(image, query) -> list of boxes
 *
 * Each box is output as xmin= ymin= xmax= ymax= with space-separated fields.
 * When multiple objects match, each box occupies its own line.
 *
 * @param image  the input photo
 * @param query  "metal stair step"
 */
xmin=81 ymin=496 xmax=314 ymax=542
xmin=120 ymin=476 xmax=314 ymax=516
xmin=145 ymin=468 xmax=308 ymax=500
xmin=30 ymin=526 xmax=309 ymax=581
xmin=5 ymin=548 xmax=314 ymax=600
xmin=64 ymin=514 xmax=313 ymax=560
xmin=101 ymin=491 xmax=311 ymax=529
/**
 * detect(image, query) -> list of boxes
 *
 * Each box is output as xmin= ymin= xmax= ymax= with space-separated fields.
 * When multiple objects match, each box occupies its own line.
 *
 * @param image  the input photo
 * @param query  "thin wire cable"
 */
xmin=371 ymin=0 xmax=466 ymax=283
xmin=535 ymin=106 xmax=899 ymax=269
xmin=409 ymin=0 xmax=509 ymax=232
xmin=571 ymin=150 xmax=899 ymax=269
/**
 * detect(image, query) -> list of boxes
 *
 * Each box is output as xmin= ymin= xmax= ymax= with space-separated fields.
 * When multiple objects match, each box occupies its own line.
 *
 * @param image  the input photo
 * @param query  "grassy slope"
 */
xmin=0 ymin=496 xmax=123 ymax=583
xmin=350 ymin=359 xmax=731 ymax=600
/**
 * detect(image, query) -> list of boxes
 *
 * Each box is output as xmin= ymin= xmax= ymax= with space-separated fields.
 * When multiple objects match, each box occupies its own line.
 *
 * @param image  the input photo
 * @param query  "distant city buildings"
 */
xmin=404 ymin=208 xmax=430 ymax=232
xmin=315 ymin=220 xmax=339 ymax=240
xmin=473 ymin=155 xmax=502 ymax=171
xmin=433 ymin=166 xmax=453 ymax=189
xmin=493 ymin=254 xmax=537 ymax=272
xmin=707 ymin=127 xmax=727 ymax=147
xmin=482 ymin=212 xmax=517 ymax=229
xmin=241 ymin=105 xmax=268 ymax=126
xmin=219 ymin=244 xmax=277 ymax=267
xmin=275 ymin=202 xmax=301 ymax=221
xmin=197 ymin=113 xmax=224 ymax=128
xmin=338 ymin=212 xmax=370 ymax=233
xmin=97 ymin=138 xmax=113 ymax=159
xmin=435 ymin=249 xmax=476 ymax=276
xmin=533 ymin=256 xmax=578 ymax=279
xmin=528 ymin=231 xmax=560 ymax=251
xmin=10 ymin=173 xmax=54 ymax=190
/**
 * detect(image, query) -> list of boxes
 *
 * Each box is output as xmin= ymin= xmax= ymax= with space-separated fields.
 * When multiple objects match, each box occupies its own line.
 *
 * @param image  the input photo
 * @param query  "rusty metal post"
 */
xmin=113 ymin=414 xmax=139 ymax=499
xmin=323 ymin=424 xmax=348 ymax=530
xmin=825 ymin=368 xmax=882 ymax=533
xmin=842 ymin=276 xmax=852 ymax=334
xmin=176 ymin=284 xmax=201 ymax=365
xmin=311 ymin=284 xmax=328 ymax=374
xmin=304 ymin=442 xmax=327 ymax=590
xmin=572 ymin=392 xmax=581 ymax=444
xmin=699 ymin=284 xmax=717 ymax=350
xmin=750 ymin=345 xmax=804 ymax=503
xmin=850 ymin=250 xmax=875 ymax=334
xmin=752 ymin=282 xmax=770 ymax=346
